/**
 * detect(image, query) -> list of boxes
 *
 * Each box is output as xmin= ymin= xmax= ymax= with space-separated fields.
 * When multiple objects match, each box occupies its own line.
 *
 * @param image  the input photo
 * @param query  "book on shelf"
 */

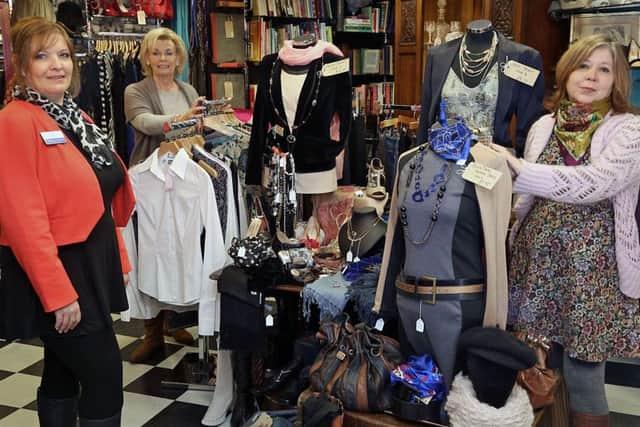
xmin=348 ymin=46 xmax=393 ymax=75
xmin=352 ymin=82 xmax=394 ymax=116
xmin=248 ymin=17 xmax=333 ymax=60
xmin=251 ymin=0 xmax=331 ymax=18
xmin=341 ymin=2 xmax=392 ymax=33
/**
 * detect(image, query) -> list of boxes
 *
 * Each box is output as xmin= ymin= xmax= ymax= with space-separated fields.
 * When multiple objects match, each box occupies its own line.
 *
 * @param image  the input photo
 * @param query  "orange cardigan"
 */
xmin=0 ymin=100 xmax=136 ymax=312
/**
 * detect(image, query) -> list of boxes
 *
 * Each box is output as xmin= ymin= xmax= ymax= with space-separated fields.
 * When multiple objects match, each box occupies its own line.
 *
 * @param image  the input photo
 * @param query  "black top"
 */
xmin=246 ymin=52 xmax=352 ymax=184
xmin=0 ymin=130 xmax=128 ymax=339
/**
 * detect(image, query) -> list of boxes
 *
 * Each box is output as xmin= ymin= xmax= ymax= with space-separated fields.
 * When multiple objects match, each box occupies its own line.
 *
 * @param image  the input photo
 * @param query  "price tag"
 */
xmin=461 ymin=162 xmax=503 ymax=190
xmin=273 ymin=124 xmax=284 ymax=137
xmin=415 ymin=318 xmax=425 ymax=333
xmin=224 ymin=18 xmax=234 ymax=39
xmin=136 ymin=10 xmax=147 ymax=25
xmin=503 ymin=60 xmax=540 ymax=87
xmin=224 ymin=81 xmax=234 ymax=99
xmin=336 ymin=351 xmax=346 ymax=361
xmin=237 ymin=246 xmax=246 ymax=258
xmin=265 ymin=314 xmax=274 ymax=327
xmin=322 ymin=58 xmax=350 ymax=77
xmin=346 ymin=250 xmax=353 ymax=263
xmin=374 ymin=318 xmax=385 ymax=331
xmin=288 ymin=190 xmax=296 ymax=201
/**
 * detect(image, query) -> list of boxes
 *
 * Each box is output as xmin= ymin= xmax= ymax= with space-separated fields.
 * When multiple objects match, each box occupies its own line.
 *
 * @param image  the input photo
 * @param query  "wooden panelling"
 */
xmin=395 ymin=53 xmax=418 ymax=105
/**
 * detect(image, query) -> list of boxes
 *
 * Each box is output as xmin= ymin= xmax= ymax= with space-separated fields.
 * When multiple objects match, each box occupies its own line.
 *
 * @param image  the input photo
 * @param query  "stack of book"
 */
xmin=343 ymin=1 xmax=392 ymax=32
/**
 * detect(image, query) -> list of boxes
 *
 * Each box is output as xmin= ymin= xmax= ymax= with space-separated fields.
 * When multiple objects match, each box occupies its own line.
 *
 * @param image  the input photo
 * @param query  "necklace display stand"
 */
xmin=338 ymin=208 xmax=386 ymax=262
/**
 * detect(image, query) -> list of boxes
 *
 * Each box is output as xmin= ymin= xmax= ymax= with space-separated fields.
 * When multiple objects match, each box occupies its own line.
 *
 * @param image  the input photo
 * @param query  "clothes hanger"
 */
xmin=292 ymin=33 xmax=317 ymax=48
xmin=157 ymin=140 xmax=180 ymax=157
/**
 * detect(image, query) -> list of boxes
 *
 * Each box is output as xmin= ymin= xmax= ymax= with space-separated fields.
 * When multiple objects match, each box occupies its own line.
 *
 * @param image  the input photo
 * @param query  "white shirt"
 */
xmin=124 ymin=148 xmax=227 ymax=335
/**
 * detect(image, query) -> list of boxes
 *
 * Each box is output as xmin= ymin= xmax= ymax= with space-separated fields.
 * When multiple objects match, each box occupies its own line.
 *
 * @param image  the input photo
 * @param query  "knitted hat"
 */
xmin=458 ymin=327 xmax=536 ymax=408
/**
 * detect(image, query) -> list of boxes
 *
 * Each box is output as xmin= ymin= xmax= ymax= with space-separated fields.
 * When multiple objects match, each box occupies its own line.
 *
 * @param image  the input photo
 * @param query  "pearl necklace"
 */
xmin=458 ymin=33 xmax=498 ymax=85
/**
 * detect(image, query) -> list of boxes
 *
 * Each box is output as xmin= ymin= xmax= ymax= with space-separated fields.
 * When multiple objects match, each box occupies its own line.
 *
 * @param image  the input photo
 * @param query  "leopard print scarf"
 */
xmin=12 ymin=86 xmax=113 ymax=168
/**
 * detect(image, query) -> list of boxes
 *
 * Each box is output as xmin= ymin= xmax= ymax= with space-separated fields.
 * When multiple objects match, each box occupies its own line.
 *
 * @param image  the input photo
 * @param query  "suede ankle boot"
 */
xmin=162 ymin=312 xmax=195 ymax=346
xmin=571 ymin=411 xmax=610 ymax=427
xmin=79 ymin=411 xmax=121 ymax=426
xmin=37 ymin=388 xmax=78 ymax=427
xmin=129 ymin=314 xmax=164 ymax=363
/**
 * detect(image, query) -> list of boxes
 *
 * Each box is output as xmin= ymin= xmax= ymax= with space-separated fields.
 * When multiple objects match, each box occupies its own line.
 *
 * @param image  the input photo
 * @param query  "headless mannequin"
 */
xmin=279 ymin=37 xmax=339 ymax=194
xmin=338 ymin=208 xmax=386 ymax=260
xmin=450 ymin=20 xmax=498 ymax=89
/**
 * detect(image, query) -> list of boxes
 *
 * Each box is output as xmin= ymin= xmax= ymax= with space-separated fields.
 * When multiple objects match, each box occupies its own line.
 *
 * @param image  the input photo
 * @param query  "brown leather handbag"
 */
xmin=514 ymin=332 xmax=560 ymax=409
xmin=309 ymin=314 xmax=404 ymax=412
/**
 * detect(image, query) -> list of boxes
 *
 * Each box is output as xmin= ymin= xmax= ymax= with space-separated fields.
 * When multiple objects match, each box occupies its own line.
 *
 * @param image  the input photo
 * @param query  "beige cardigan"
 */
xmin=373 ymin=143 xmax=512 ymax=329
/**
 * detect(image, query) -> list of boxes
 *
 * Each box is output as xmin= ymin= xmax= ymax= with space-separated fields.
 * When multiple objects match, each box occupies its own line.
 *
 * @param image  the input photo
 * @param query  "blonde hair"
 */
xmin=10 ymin=0 xmax=55 ymax=26
xmin=139 ymin=27 xmax=187 ymax=78
xmin=545 ymin=33 xmax=632 ymax=114
xmin=9 ymin=16 xmax=80 ymax=98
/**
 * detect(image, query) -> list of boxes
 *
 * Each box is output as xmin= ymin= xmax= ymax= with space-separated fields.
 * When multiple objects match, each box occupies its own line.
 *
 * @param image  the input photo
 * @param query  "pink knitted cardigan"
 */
xmin=512 ymin=112 xmax=640 ymax=298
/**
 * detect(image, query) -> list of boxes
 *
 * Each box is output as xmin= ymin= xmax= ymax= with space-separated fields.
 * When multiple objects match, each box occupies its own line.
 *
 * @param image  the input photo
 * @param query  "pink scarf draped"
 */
xmin=278 ymin=39 xmax=343 ymax=65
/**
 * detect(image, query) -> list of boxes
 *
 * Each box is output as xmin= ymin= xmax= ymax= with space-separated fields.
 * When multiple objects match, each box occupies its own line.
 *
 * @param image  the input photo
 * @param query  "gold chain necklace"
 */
xmin=345 ymin=215 xmax=382 ymax=263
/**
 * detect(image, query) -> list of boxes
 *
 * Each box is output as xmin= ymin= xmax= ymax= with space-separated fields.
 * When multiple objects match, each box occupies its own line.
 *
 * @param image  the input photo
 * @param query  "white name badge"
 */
xmin=462 ymin=162 xmax=502 ymax=190
xmin=40 ymin=131 xmax=66 ymax=145
xmin=322 ymin=58 xmax=350 ymax=77
xmin=503 ymin=60 xmax=540 ymax=87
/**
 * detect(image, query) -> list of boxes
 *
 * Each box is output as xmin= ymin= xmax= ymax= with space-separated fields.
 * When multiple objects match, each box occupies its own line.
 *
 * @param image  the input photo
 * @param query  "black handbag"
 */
xmin=217 ymin=266 xmax=262 ymax=307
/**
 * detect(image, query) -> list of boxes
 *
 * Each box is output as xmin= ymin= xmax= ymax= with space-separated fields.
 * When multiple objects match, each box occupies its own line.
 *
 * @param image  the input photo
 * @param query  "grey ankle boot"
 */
xmin=78 ymin=411 xmax=121 ymax=426
xmin=37 ymin=388 xmax=79 ymax=427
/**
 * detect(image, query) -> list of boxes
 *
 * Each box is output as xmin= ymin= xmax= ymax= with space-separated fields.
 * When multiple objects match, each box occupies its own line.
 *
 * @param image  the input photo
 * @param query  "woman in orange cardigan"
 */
xmin=0 ymin=18 xmax=134 ymax=426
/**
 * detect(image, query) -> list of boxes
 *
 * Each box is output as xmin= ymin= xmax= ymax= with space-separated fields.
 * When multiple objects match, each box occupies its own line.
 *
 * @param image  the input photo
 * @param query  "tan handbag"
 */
xmin=514 ymin=332 xmax=560 ymax=409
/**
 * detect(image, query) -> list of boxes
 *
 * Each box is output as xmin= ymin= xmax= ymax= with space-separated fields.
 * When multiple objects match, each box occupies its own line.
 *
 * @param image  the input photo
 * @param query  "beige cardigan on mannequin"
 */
xmin=373 ymin=143 xmax=512 ymax=329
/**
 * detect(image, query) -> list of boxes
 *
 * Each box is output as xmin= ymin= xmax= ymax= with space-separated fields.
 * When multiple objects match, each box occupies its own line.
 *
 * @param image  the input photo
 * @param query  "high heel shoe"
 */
xmin=366 ymin=157 xmax=387 ymax=201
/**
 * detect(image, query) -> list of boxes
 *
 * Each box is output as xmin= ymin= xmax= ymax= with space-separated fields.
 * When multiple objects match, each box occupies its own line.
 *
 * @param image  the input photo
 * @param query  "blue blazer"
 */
xmin=417 ymin=32 xmax=545 ymax=157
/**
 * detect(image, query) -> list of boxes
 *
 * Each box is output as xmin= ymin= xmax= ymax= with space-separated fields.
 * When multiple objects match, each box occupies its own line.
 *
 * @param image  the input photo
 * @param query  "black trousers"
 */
xmin=40 ymin=326 xmax=123 ymax=419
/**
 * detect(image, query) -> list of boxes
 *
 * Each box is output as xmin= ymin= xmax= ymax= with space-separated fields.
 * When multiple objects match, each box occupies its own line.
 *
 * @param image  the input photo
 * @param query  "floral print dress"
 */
xmin=508 ymin=134 xmax=640 ymax=362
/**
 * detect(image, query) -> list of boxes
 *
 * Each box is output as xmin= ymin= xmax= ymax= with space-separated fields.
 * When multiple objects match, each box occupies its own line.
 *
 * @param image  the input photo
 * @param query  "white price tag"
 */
xmin=237 ymin=246 xmax=246 ymax=258
xmin=136 ymin=10 xmax=147 ymax=25
xmin=265 ymin=314 xmax=274 ymax=327
xmin=461 ymin=162 xmax=503 ymax=190
xmin=288 ymin=190 xmax=296 ymax=201
xmin=374 ymin=318 xmax=385 ymax=331
xmin=503 ymin=60 xmax=540 ymax=87
xmin=273 ymin=124 xmax=284 ymax=137
xmin=224 ymin=19 xmax=234 ymax=39
xmin=415 ymin=318 xmax=425 ymax=333
xmin=322 ymin=58 xmax=350 ymax=77
xmin=224 ymin=81 xmax=234 ymax=99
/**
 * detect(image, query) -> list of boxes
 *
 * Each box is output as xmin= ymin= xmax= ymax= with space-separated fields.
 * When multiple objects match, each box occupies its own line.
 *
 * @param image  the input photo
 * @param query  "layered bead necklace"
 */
xmin=399 ymin=144 xmax=455 ymax=246
xmin=458 ymin=33 xmax=498 ymax=86
xmin=268 ymin=57 xmax=323 ymax=146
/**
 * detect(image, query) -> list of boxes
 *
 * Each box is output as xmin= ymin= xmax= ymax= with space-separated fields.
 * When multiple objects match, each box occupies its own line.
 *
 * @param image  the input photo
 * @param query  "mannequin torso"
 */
xmin=451 ymin=21 xmax=498 ymax=89
xmin=338 ymin=208 xmax=386 ymax=260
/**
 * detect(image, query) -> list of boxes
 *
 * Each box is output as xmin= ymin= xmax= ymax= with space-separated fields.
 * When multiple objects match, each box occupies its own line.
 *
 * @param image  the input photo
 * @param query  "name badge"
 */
xmin=40 ymin=131 xmax=66 ymax=145
xmin=461 ymin=162 xmax=502 ymax=190
xmin=503 ymin=60 xmax=540 ymax=87
xmin=322 ymin=58 xmax=350 ymax=77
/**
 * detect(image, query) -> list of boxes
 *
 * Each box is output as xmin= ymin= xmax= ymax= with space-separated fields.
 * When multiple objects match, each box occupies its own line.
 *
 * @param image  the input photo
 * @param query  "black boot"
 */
xmin=78 ymin=411 xmax=121 ymax=426
xmin=37 ymin=388 xmax=78 ymax=427
xmin=231 ymin=351 xmax=259 ymax=427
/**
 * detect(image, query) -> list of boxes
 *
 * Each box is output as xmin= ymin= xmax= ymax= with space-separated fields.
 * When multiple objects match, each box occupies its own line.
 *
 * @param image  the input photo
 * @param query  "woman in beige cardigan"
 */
xmin=124 ymin=27 xmax=204 ymax=362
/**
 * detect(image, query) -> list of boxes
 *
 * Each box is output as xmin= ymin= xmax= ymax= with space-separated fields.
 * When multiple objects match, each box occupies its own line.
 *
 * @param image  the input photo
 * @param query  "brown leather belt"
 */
xmin=395 ymin=276 xmax=485 ymax=304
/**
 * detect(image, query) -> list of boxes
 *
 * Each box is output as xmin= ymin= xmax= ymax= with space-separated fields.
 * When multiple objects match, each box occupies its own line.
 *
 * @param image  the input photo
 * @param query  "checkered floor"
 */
xmin=1 ymin=316 xmax=640 ymax=426
xmin=0 ymin=315 xmax=216 ymax=427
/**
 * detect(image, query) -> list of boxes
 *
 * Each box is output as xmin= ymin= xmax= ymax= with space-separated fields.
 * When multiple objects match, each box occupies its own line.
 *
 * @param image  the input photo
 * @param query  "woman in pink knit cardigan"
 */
xmin=493 ymin=34 xmax=640 ymax=427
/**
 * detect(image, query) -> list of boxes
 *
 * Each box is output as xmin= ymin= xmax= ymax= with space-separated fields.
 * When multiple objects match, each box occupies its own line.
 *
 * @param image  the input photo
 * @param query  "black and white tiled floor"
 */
xmin=0 ymin=315 xmax=214 ymax=426
xmin=1 ymin=315 xmax=639 ymax=426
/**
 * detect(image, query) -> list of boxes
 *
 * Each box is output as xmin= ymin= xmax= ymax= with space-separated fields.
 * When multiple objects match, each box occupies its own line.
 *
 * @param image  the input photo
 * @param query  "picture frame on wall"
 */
xmin=570 ymin=12 xmax=640 ymax=45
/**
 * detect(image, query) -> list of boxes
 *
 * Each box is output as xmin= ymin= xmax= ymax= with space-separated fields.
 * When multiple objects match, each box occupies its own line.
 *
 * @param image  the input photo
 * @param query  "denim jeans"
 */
xmin=383 ymin=129 xmax=400 ymax=193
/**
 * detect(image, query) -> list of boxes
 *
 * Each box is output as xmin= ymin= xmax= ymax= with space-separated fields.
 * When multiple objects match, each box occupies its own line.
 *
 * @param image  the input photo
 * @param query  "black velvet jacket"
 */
xmin=246 ymin=53 xmax=352 ymax=185
xmin=418 ymin=32 xmax=545 ymax=157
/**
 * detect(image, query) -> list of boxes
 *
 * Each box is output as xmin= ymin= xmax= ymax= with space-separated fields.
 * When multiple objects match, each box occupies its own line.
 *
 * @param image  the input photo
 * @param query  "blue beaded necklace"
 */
xmin=399 ymin=144 xmax=454 ymax=246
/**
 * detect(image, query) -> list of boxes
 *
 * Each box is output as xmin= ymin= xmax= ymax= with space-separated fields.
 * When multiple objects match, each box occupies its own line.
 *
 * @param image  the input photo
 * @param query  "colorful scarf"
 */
xmin=553 ymin=98 xmax=610 ymax=165
xmin=278 ymin=39 xmax=343 ymax=65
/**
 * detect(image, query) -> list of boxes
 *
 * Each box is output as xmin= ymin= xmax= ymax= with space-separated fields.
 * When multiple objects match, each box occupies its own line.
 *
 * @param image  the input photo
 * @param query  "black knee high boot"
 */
xmin=231 ymin=351 xmax=258 ymax=427
xmin=37 ymin=388 xmax=78 ymax=427
xmin=78 ymin=411 xmax=121 ymax=426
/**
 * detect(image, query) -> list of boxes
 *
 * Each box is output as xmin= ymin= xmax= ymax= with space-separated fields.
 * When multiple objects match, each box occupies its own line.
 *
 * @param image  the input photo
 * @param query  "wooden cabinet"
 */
xmin=394 ymin=0 xmax=569 ymax=105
